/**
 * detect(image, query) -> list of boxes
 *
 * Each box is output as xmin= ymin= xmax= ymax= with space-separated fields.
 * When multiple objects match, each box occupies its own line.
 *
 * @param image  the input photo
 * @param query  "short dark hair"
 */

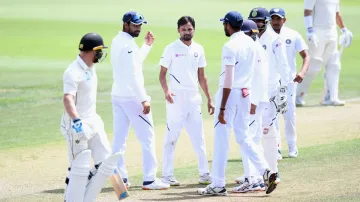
xmin=177 ymin=16 xmax=195 ymax=29
xmin=229 ymin=20 xmax=243 ymax=32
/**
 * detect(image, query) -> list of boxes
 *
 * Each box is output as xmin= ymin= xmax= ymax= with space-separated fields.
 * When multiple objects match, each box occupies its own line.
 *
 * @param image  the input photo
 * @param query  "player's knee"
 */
xmin=308 ymin=58 xmax=323 ymax=75
xmin=70 ymin=150 xmax=92 ymax=177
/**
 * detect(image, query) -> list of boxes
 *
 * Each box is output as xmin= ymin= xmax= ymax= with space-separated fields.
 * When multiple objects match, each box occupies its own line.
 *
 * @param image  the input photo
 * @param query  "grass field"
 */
xmin=1 ymin=0 xmax=360 ymax=201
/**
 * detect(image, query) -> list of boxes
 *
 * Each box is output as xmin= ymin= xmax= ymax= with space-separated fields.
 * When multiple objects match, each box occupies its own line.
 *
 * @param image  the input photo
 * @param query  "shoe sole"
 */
xmin=198 ymin=192 xmax=228 ymax=196
xmin=265 ymin=173 xmax=277 ymax=194
xmin=142 ymin=187 xmax=169 ymax=190
xmin=232 ymin=189 xmax=262 ymax=193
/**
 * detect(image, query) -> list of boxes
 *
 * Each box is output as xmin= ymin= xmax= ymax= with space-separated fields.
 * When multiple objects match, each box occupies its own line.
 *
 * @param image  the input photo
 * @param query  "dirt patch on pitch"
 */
xmin=0 ymin=102 xmax=360 ymax=201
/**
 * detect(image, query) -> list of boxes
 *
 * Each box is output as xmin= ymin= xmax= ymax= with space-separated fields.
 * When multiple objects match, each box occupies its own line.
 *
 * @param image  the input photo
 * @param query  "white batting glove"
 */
xmin=72 ymin=118 xmax=91 ymax=142
xmin=276 ymin=86 xmax=288 ymax=114
xmin=306 ymin=27 xmax=318 ymax=47
xmin=339 ymin=27 xmax=353 ymax=48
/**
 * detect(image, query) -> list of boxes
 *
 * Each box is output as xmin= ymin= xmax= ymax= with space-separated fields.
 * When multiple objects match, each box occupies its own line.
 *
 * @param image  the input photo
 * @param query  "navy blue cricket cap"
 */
xmin=220 ymin=11 xmax=243 ymax=27
xmin=122 ymin=11 xmax=147 ymax=25
xmin=270 ymin=8 xmax=285 ymax=18
xmin=241 ymin=20 xmax=259 ymax=33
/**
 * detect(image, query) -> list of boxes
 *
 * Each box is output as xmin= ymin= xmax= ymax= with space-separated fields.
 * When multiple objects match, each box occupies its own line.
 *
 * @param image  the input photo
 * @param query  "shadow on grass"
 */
xmin=208 ymin=159 xmax=242 ymax=163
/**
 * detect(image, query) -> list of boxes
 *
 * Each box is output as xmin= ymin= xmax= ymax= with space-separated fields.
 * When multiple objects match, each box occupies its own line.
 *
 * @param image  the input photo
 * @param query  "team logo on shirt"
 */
xmin=286 ymin=39 xmax=291 ymax=44
xmin=262 ymin=45 xmax=266 ymax=50
xmin=194 ymin=52 xmax=198 ymax=58
xmin=175 ymin=53 xmax=186 ymax=57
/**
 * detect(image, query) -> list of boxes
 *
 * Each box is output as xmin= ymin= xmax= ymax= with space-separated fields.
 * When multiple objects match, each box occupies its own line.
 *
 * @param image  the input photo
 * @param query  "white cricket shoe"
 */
xmin=198 ymin=173 xmax=212 ymax=185
xmin=161 ymin=176 xmax=180 ymax=186
xmin=232 ymin=178 xmax=262 ymax=193
xmin=288 ymin=145 xmax=299 ymax=158
xmin=142 ymin=179 xmax=170 ymax=190
xmin=277 ymin=149 xmax=283 ymax=160
xmin=197 ymin=184 xmax=228 ymax=196
xmin=321 ymin=99 xmax=345 ymax=106
xmin=263 ymin=169 xmax=277 ymax=194
xmin=235 ymin=175 xmax=246 ymax=184
xmin=275 ymin=173 xmax=281 ymax=184
xmin=296 ymin=96 xmax=305 ymax=107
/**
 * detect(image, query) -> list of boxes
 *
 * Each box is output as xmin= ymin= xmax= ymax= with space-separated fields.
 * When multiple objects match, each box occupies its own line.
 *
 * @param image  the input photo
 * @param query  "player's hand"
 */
xmin=293 ymin=72 xmax=305 ymax=83
xmin=141 ymin=101 xmax=151 ymax=114
xmin=250 ymin=104 xmax=257 ymax=115
xmin=145 ymin=31 xmax=155 ymax=46
xmin=276 ymin=86 xmax=288 ymax=114
xmin=164 ymin=91 xmax=175 ymax=104
xmin=72 ymin=118 xmax=90 ymax=141
xmin=339 ymin=28 xmax=353 ymax=48
xmin=218 ymin=109 xmax=227 ymax=124
xmin=207 ymin=99 xmax=215 ymax=115
xmin=306 ymin=27 xmax=318 ymax=47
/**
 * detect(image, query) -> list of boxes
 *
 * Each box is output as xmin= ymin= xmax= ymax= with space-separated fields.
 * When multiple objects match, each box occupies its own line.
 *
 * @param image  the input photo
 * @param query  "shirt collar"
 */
xmin=77 ymin=55 xmax=91 ymax=70
xmin=230 ymin=31 xmax=243 ymax=39
xmin=177 ymin=39 xmax=192 ymax=49
xmin=120 ymin=31 xmax=134 ymax=40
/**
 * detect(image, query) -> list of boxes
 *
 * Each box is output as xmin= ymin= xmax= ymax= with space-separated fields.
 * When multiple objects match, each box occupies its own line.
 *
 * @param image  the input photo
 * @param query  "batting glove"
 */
xmin=72 ymin=118 xmax=91 ymax=142
xmin=276 ymin=86 xmax=288 ymax=114
xmin=306 ymin=27 xmax=318 ymax=47
xmin=339 ymin=27 xmax=353 ymax=48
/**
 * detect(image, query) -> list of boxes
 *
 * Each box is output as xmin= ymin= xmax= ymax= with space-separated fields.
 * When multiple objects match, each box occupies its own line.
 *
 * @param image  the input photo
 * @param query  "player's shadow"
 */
xmin=43 ymin=188 xmax=64 ymax=194
xmin=208 ymin=159 xmax=242 ymax=163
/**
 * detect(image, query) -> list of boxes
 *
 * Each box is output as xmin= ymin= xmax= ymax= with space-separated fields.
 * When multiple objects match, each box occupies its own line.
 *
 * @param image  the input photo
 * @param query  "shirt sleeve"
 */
xmin=222 ymin=45 xmax=236 ymax=66
xmin=336 ymin=3 xmax=340 ymax=12
xmin=295 ymin=32 xmax=308 ymax=52
xmin=63 ymin=69 xmax=78 ymax=96
xmin=273 ymin=37 xmax=290 ymax=86
xmin=250 ymin=47 xmax=261 ymax=106
xmin=159 ymin=45 xmax=172 ymax=68
xmin=304 ymin=0 xmax=316 ymax=10
xmin=139 ymin=44 xmax=152 ymax=62
xmin=198 ymin=47 xmax=207 ymax=68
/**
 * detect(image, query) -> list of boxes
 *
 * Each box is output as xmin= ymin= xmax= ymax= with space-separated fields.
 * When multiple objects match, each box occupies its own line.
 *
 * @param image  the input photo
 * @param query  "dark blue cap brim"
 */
xmin=270 ymin=13 xmax=285 ymax=18
xmin=130 ymin=20 xmax=148 ymax=25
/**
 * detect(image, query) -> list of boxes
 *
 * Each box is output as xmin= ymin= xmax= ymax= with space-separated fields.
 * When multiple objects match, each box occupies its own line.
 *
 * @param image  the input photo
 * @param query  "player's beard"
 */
xmin=129 ymin=30 xmax=140 ymax=37
xmin=224 ymin=28 xmax=230 ymax=37
xmin=181 ymin=34 xmax=193 ymax=41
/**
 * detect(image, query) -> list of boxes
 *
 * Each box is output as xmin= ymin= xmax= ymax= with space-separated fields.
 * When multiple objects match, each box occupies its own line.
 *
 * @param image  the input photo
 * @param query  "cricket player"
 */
xmin=197 ymin=11 xmax=278 ymax=196
xmin=244 ymin=7 xmax=290 ymax=184
xmin=159 ymin=16 xmax=213 ymax=186
xmin=233 ymin=20 xmax=270 ymax=193
xmin=270 ymin=7 xmax=310 ymax=158
xmin=296 ymin=0 xmax=353 ymax=106
xmin=111 ymin=11 xmax=170 ymax=190
xmin=60 ymin=33 xmax=121 ymax=201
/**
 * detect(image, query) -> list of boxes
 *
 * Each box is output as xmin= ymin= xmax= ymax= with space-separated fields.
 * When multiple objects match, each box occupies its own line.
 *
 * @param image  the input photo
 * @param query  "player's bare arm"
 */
xmin=159 ymin=66 xmax=175 ymax=104
xmin=63 ymin=94 xmax=79 ymax=119
xmin=198 ymin=68 xmax=214 ymax=115
xmin=336 ymin=12 xmax=345 ymax=29
xmin=294 ymin=50 xmax=310 ymax=83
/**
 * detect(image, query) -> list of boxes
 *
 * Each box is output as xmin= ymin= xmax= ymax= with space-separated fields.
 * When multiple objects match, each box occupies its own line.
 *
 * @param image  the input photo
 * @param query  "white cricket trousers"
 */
xmin=111 ymin=96 xmax=157 ymax=182
xmin=297 ymin=27 xmax=341 ymax=101
xmin=162 ymin=90 xmax=209 ymax=177
xmin=60 ymin=114 xmax=111 ymax=165
xmin=211 ymin=88 xmax=269 ymax=187
xmin=279 ymin=83 xmax=297 ymax=147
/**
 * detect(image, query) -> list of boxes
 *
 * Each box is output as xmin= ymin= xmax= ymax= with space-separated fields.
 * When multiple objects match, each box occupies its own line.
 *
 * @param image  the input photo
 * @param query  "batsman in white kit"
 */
xmin=159 ymin=16 xmax=214 ymax=186
xmin=296 ymin=0 xmax=353 ymax=106
xmin=197 ymin=11 xmax=278 ymax=196
xmin=60 ymin=33 xmax=122 ymax=201
xmin=110 ymin=11 xmax=169 ymax=190
xmin=234 ymin=7 xmax=291 ymax=185
xmin=270 ymin=8 xmax=310 ymax=158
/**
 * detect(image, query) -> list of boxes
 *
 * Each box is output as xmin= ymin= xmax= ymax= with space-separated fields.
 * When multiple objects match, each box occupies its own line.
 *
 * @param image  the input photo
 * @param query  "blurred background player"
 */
xmin=233 ymin=20 xmax=269 ymax=193
xmin=246 ymin=7 xmax=290 ymax=184
xmin=296 ymin=0 xmax=353 ymax=106
xmin=197 ymin=11 xmax=277 ymax=196
xmin=111 ymin=11 xmax=169 ymax=190
xmin=159 ymin=16 xmax=214 ymax=186
xmin=61 ymin=33 xmax=121 ymax=201
xmin=269 ymin=7 xmax=310 ymax=158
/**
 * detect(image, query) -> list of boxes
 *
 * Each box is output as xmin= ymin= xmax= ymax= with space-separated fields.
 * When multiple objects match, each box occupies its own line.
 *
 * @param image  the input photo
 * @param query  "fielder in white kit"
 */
xmin=233 ymin=20 xmax=270 ymax=193
xmin=270 ymin=8 xmax=310 ymax=158
xmin=245 ymin=7 xmax=290 ymax=184
xmin=296 ymin=0 xmax=353 ymax=106
xmin=159 ymin=16 xmax=213 ymax=186
xmin=111 ymin=11 xmax=169 ymax=190
xmin=197 ymin=11 xmax=278 ymax=196
xmin=60 ymin=33 xmax=121 ymax=201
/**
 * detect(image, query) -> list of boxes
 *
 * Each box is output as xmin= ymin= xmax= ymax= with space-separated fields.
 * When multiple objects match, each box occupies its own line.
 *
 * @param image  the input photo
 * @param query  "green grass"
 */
xmin=0 ymin=0 xmax=360 ymax=150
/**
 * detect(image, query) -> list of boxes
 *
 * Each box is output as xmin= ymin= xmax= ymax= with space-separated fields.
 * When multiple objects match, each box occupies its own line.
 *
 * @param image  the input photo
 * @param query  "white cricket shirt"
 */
xmin=111 ymin=31 xmax=152 ymax=102
xmin=251 ymin=39 xmax=269 ymax=106
xmin=159 ymin=39 xmax=206 ymax=91
xmin=277 ymin=26 xmax=308 ymax=82
xmin=304 ymin=0 xmax=340 ymax=29
xmin=219 ymin=31 xmax=255 ymax=89
xmin=63 ymin=55 xmax=97 ymax=118
xmin=258 ymin=27 xmax=290 ymax=92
